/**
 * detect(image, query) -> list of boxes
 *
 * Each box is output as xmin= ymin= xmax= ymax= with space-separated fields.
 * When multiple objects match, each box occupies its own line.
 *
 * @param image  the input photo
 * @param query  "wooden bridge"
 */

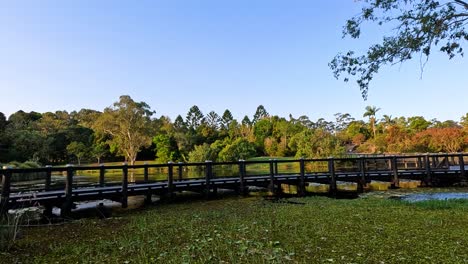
xmin=1 ymin=153 xmax=467 ymax=217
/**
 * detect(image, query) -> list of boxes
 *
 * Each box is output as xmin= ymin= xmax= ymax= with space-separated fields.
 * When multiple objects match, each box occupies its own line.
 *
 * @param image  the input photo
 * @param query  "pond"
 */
xmin=401 ymin=192 xmax=468 ymax=202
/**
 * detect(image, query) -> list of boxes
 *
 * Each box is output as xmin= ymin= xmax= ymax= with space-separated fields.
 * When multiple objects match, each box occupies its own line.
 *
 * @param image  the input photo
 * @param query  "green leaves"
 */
xmin=331 ymin=0 xmax=468 ymax=99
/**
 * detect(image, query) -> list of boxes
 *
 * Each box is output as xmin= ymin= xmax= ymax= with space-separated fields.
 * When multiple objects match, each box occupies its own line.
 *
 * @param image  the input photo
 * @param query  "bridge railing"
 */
xmin=1 ymin=153 xmax=468 ymax=197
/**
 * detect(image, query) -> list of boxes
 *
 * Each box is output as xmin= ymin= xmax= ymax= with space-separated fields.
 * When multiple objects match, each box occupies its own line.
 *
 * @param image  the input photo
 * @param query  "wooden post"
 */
xmin=269 ymin=159 xmax=276 ymax=195
xmin=424 ymin=154 xmax=432 ymax=186
xmin=144 ymin=162 xmax=151 ymax=204
xmin=358 ymin=157 xmax=367 ymax=193
xmin=121 ymin=163 xmax=128 ymax=208
xmin=299 ymin=158 xmax=306 ymax=197
xmin=328 ymin=158 xmax=337 ymax=195
xmin=99 ymin=164 xmax=105 ymax=187
xmin=459 ymin=153 xmax=466 ymax=180
xmin=44 ymin=165 xmax=53 ymax=217
xmin=432 ymin=156 xmax=437 ymax=169
xmin=238 ymin=160 xmax=248 ymax=196
xmin=274 ymin=159 xmax=279 ymax=175
xmin=417 ymin=157 xmax=423 ymax=170
xmin=61 ymin=164 xmax=74 ymax=217
xmin=178 ymin=162 xmax=184 ymax=181
xmin=167 ymin=162 xmax=174 ymax=199
xmin=205 ymin=161 xmax=213 ymax=198
xmin=143 ymin=162 xmax=149 ymax=183
xmin=0 ymin=166 xmax=12 ymax=218
xmin=45 ymin=165 xmax=52 ymax=191
xmin=391 ymin=156 xmax=399 ymax=188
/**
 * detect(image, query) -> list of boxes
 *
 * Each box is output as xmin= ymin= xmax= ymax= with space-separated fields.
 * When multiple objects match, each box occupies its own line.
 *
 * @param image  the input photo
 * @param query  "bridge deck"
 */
xmin=1 ymin=154 xmax=467 ymax=216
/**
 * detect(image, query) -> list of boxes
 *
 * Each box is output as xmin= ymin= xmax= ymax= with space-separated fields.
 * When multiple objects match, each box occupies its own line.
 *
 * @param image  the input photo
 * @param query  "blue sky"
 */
xmin=1 ymin=1 xmax=467 ymax=122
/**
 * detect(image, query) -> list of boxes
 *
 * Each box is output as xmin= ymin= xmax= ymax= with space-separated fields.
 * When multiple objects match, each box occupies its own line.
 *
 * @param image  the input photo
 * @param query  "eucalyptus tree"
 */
xmin=331 ymin=0 xmax=468 ymax=99
xmin=93 ymin=95 xmax=155 ymax=165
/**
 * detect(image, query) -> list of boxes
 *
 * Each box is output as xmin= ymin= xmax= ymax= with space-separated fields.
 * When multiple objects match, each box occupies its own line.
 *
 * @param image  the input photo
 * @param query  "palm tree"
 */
xmin=380 ymin=114 xmax=395 ymax=130
xmin=363 ymin=106 xmax=381 ymax=139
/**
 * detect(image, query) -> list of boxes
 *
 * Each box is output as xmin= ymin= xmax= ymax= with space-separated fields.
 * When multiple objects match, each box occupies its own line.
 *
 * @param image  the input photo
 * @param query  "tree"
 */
xmin=330 ymin=0 xmax=468 ymax=99
xmin=153 ymin=134 xmax=180 ymax=163
xmin=93 ymin=95 xmax=155 ymax=165
xmin=253 ymin=105 xmax=269 ymax=123
xmin=186 ymin=105 xmax=205 ymax=130
xmin=221 ymin=109 xmax=234 ymax=130
xmin=91 ymin=142 xmax=108 ymax=164
xmin=363 ymin=106 xmax=381 ymax=139
xmin=218 ymin=138 xmax=257 ymax=162
xmin=66 ymin=141 xmax=89 ymax=165
xmin=408 ymin=116 xmax=432 ymax=132
xmin=241 ymin=115 xmax=252 ymax=126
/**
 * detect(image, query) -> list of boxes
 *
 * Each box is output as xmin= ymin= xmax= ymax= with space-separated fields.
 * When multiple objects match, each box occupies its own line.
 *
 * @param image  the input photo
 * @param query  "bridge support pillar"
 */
xmin=0 ymin=167 xmax=12 ymax=219
xmin=391 ymin=156 xmax=399 ymax=188
xmin=121 ymin=163 xmax=128 ymax=209
xmin=298 ymin=158 xmax=306 ymax=197
xmin=205 ymin=161 xmax=214 ymax=199
xmin=238 ymin=160 xmax=248 ymax=197
xmin=357 ymin=157 xmax=366 ymax=193
xmin=61 ymin=164 xmax=74 ymax=218
xmin=328 ymin=158 xmax=337 ymax=197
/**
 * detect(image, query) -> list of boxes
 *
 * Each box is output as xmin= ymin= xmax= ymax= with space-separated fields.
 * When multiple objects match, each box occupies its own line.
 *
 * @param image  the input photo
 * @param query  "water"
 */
xmin=401 ymin=192 xmax=468 ymax=202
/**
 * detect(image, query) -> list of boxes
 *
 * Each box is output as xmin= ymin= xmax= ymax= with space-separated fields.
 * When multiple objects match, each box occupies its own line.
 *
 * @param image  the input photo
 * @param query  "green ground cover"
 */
xmin=2 ymin=193 xmax=468 ymax=263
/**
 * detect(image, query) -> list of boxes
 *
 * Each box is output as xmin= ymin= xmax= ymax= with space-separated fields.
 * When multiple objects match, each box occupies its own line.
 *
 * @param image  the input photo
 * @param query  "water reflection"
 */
xmin=401 ymin=192 xmax=468 ymax=202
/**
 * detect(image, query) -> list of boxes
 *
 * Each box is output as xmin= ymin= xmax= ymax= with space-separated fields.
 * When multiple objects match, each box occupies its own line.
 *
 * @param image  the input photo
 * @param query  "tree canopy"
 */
xmin=93 ymin=95 xmax=155 ymax=165
xmin=330 ymin=0 xmax=468 ymax=99
xmin=1 ymin=101 xmax=468 ymax=166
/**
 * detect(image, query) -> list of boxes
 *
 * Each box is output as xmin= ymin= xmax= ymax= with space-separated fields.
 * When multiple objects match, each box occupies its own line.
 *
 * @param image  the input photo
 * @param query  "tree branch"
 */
xmin=453 ymin=0 xmax=468 ymax=10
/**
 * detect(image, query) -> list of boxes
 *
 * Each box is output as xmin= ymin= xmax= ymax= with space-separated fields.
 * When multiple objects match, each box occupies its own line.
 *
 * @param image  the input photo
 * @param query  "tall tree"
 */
xmin=252 ymin=105 xmax=269 ymax=123
xmin=221 ymin=109 xmax=234 ymax=130
xmin=186 ymin=105 xmax=205 ymax=130
xmin=330 ymin=0 xmax=468 ymax=99
xmin=93 ymin=95 xmax=155 ymax=165
xmin=363 ymin=106 xmax=381 ymax=139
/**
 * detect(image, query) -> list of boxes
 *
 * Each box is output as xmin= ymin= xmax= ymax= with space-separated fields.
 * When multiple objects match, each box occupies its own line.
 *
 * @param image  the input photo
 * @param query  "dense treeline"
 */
xmin=1 ymin=95 xmax=467 ymax=166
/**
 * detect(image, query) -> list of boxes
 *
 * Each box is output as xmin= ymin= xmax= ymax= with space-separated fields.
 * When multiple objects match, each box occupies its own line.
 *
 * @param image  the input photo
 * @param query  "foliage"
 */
xmin=4 ymin=195 xmax=468 ymax=262
xmin=218 ymin=138 xmax=257 ymax=162
xmin=187 ymin=144 xmax=214 ymax=163
xmin=330 ymin=0 xmax=468 ymax=98
xmin=66 ymin=141 xmax=89 ymax=165
xmin=1 ymin=101 xmax=467 ymax=165
xmin=93 ymin=95 xmax=154 ymax=165
xmin=291 ymin=129 xmax=345 ymax=158
xmin=0 ymin=215 xmax=21 ymax=252
xmin=153 ymin=134 xmax=180 ymax=163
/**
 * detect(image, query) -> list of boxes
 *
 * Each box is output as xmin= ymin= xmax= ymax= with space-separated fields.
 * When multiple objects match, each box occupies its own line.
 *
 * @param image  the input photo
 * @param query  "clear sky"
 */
xmin=1 ymin=0 xmax=467 ymax=122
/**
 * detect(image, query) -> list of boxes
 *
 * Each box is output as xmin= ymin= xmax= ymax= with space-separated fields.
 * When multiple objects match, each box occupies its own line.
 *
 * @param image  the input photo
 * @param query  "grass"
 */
xmin=1 ymin=194 xmax=468 ymax=263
